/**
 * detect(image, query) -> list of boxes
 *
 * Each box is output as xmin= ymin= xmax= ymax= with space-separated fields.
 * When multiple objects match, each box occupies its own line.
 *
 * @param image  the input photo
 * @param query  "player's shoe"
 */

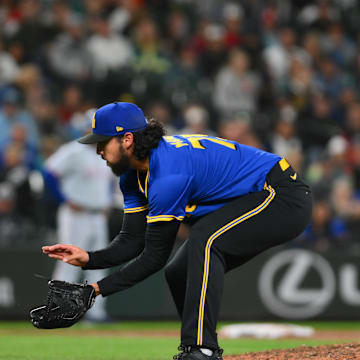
xmin=173 ymin=346 xmax=224 ymax=360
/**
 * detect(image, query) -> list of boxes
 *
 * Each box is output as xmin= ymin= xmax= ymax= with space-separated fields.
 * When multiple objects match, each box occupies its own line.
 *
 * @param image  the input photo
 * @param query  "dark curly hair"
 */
xmin=131 ymin=119 xmax=165 ymax=161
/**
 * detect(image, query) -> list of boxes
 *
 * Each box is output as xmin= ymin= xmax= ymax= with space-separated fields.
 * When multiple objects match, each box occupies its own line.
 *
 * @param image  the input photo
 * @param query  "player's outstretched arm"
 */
xmin=42 ymin=244 xmax=89 ymax=267
xmin=83 ymin=211 xmax=147 ymax=270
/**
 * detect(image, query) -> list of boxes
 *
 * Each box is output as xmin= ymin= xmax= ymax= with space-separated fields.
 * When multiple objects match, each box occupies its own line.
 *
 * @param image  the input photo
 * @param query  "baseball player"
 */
xmin=44 ymin=134 xmax=114 ymax=322
xmin=43 ymin=102 xmax=312 ymax=359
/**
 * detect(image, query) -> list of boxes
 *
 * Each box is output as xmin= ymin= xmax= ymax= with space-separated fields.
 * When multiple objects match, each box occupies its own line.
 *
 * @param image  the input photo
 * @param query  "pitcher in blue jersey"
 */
xmin=42 ymin=102 xmax=312 ymax=360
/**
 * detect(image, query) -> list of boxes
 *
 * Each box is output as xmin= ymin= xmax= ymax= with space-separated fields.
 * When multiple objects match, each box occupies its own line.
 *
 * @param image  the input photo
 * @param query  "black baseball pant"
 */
xmin=165 ymin=160 xmax=312 ymax=349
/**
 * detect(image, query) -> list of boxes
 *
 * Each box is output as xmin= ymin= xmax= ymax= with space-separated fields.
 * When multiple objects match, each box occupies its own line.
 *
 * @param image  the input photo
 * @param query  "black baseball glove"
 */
xmin=30 ymin=280 xmax=96 ymax=329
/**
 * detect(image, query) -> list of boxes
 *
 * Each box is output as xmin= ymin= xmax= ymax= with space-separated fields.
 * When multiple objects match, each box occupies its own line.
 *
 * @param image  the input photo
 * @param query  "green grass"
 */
xmin=0 ymin=321 xmax=358 ymax=360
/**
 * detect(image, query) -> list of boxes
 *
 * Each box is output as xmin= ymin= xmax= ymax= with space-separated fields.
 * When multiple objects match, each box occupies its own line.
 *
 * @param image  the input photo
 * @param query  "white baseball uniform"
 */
xmin=46 ymin=140 xmax=114 ymax=321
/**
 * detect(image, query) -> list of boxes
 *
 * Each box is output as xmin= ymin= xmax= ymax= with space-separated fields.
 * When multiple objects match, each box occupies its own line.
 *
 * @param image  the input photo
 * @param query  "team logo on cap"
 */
xmin=92 ymin=113 xmax=96 ymax=129
xmin=116 ymin=126 xmax=124 ymax=132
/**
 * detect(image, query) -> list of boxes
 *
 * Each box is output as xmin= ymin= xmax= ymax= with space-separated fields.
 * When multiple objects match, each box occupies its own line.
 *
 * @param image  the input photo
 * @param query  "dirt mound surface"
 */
xmin=225 ymin=343 xmax=360 ymax=360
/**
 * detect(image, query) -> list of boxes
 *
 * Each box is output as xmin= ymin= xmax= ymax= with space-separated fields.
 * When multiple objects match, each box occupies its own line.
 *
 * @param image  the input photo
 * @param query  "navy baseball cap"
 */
xmin=77 ymin=102 xmax=147 ymax=144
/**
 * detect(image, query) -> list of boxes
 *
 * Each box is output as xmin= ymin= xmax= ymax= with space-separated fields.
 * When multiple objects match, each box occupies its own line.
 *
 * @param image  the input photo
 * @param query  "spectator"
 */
xmin=83 ymin=0 xmax=106 ymax=18
xmin=0 ymin=37 xmax=19 ymax=88
xmin=263 ymin=26 xmax=309 ymax=87
xmin=166 ymin=10 xmax=191 ymax=55
xmin=302 ymin=31 xmax=323 ymax=67
xmin=129 ymin=16 xmax=173 ymax=103
xmin=306 ymin=135 xmax=350 ymax=196
xmin=14 ymin=64 xmax=44 ymax=105
xmin=15 ymin=64 xmax=57 ymax=131
xmin=146 ymin=101 xmax=176 ymax=135
xmin=58 ymin=85 xmax=83 ymax=125
xmin=313 ymin=57 xmax=351 ymax=99
xmin=326 ymin=135 xmax=350 ymax=177
xmin=213 ymin=48 xmax=261 ymax=119
xmin=260 ymin=2 xmax=280 ymax=47
xmin=6 ymin=40 xmax=26 ymax=66
xmin=66 ymin=104 xmax=97 ymax=141
xmin=197 ymin=23 xmax=228 ymax=79
xmin=279 ymin=56 xmax=314 ymax=110
xmin=0 ymin=123 xmax=38 ymax=170
xmin=218 ymin=113 xmax=263 ymax=149
xmin=222 ymin=2 xmax=245 ymax=49
xmin=50 ymin=0 xmax=82 ymax=34
xmin=179 ymin=103 xmax=215 ymax=136
xmin=332 ymin=87 xmax=358 ymax=126
xmin=47 ymin=21 xmax=92 ymax=84
xmin=345 ymin=101 xmax=360 ymax=135
xmin=87 ymin=13 xmax=134 ymax=80
xmin=0 ymin=141 xmax=37 ymax=219
xmin=299 ymin=94 xmax=340 ymax=151
xmin=296 ymin=197 xmax=347 ymax=251
xmin=0 ymin=87 xmax=39 ymax=146
xmin=218 ymin=114 xmax=251 ymax=143
xmin=321 ymin=22 xmax=356 ymax=68
xmin=0 ymin=182 xmax=37 ymax=247
xmin=132 ymin=16 xmax=170 ymax=75
xmin=163 ymin=46 xmax=209 ymax=110
xmin=31 ymin=100 xmax=61 ymax=138
xmin=270 ymin=104 xmax=303 ymax=171
xmin=298 ymin=0 xmax=341 ymax=31
xmin=187 ymin=18 xmax=211 ymax=55
xmin=108 ymin=0 xmax=138 ymax=35
xmin=330 ymin=176 xmax=360 ymax=245
xmin=9 ymin=0 xmax=56 ymax=63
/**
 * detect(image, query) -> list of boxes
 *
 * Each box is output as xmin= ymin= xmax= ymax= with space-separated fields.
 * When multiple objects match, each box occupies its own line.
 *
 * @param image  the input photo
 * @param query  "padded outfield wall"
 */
xmin=1 ymin=246 xmax=359 ymax=320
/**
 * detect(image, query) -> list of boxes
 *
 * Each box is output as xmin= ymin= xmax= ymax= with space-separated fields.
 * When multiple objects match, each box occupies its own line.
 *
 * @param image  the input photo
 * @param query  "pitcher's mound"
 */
xmin=225 ymin=343 xmax=360 ymax=360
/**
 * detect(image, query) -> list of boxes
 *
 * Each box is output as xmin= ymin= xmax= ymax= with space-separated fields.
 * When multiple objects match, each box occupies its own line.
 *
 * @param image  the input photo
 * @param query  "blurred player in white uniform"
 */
xmin=44 ymin=119 xmax=114 ymax=322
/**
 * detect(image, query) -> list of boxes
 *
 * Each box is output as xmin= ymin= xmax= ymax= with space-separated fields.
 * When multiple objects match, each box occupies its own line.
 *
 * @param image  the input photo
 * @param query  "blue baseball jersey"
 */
xmin=120 ymin=135 xmax=281 ymax=223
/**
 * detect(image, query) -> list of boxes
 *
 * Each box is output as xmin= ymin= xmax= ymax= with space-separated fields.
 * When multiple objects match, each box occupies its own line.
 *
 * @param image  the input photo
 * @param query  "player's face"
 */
xmin=97 ymin=137 xmax=130 ymax=176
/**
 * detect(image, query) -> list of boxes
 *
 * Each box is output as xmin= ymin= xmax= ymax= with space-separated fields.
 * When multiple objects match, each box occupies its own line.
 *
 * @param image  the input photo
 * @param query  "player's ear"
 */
xmin=121 ymin=132 xmax=134 ymax=149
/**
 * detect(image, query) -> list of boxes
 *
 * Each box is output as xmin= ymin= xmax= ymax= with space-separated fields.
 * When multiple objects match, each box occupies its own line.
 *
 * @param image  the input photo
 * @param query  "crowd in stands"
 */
xmin=1 ymin=0 xmax=360 ymax=252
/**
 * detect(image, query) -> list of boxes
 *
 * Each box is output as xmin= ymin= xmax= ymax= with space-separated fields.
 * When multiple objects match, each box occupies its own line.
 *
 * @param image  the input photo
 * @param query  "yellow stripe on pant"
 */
xmin=196 ymin=184 xmax=276 ymax=346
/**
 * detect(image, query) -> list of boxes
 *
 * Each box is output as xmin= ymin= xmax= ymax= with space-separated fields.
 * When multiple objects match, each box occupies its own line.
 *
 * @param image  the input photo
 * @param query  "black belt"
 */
xmin=66 ymin=203 xmax=106 ymax=214
xmin=266 ymin=158 xmax=296 ymax=186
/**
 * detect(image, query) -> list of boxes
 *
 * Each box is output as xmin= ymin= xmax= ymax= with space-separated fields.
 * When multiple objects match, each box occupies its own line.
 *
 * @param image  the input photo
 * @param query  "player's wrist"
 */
xmin=90 ymin=282 xmax=101 ymax=296
xmin=83 ymin=251 xmax=90 ymax=265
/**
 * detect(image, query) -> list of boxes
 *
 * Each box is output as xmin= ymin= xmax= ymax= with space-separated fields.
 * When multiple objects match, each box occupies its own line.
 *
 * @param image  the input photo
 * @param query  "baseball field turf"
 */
xmin=0 ymin=321 xmax=359 ymax=360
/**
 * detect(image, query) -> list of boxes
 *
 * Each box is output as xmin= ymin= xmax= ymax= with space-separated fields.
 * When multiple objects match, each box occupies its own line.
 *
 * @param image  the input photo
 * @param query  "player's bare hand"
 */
xmin=42 ymin=244 xmax=89 ymax=267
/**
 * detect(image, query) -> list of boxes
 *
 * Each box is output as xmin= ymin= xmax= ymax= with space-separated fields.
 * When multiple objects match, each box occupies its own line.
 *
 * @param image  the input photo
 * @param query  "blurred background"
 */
xmin=1 ymin=0 xmax=360 ymax=321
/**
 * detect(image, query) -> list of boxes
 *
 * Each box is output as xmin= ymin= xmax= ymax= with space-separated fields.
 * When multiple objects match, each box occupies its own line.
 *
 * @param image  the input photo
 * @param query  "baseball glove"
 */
xmin=30 ymin=280 xmax=96 ymax=329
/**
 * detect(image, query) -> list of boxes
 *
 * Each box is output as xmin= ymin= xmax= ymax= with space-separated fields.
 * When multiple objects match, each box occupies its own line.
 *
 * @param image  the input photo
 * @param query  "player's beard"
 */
xmin=108 ymin=145 xmax=130 ymax=176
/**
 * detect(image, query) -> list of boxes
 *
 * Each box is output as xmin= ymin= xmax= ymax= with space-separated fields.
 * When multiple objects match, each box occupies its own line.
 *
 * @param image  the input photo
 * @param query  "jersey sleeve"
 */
xmin=120 ymin=171 xmax=148 ymax=214
xmin=45 ymin=144 xmax=76 ymax=177
xmin=147 ymin=174 xmax=192 ymax=223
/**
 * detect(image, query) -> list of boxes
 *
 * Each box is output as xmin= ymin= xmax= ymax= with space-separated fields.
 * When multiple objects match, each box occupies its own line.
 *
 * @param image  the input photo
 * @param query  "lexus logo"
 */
xmin=258 ymin=249 xmax=336 ymax=319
